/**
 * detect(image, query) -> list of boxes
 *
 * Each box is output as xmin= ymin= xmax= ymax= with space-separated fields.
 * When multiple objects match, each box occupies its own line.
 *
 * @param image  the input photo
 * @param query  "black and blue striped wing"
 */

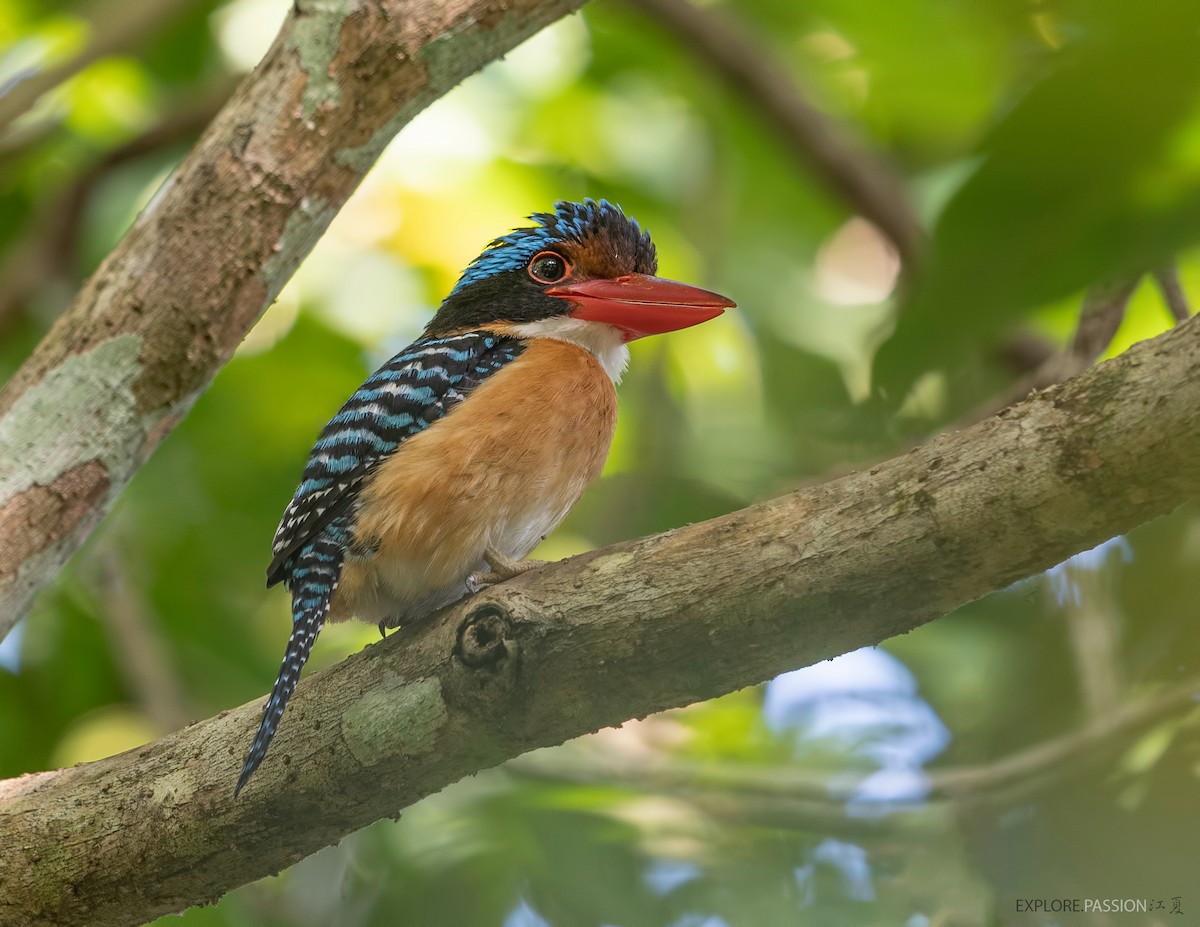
xmin=239 ymin=332 xmax=524 ymax=795
xmin=266 ymin=331 xmax=525 ymax=586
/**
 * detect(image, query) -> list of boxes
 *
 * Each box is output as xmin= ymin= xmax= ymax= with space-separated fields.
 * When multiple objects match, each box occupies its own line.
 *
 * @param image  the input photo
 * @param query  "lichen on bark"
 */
xmin=0 ymin=0 xmax=589 ymax=642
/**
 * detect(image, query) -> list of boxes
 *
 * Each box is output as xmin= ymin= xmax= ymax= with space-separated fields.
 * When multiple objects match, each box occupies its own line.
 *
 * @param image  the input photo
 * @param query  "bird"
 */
xmin=235 ymin=198 xmax=734 ymax=796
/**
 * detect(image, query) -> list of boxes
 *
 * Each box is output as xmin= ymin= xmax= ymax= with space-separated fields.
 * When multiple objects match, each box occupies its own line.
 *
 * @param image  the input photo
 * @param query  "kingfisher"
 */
xmin=235 ymin=199 xmax=734 ymax=795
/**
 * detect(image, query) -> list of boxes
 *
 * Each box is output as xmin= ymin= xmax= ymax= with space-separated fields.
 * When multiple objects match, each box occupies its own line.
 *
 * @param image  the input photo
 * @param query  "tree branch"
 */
xmin=0 ymin=0 xmax=588 ymax=643
xmin=93 ymin=547 xmax=195 ymax=732
xmin=958 ymin=276 xmax=1139 ymax=425
xmin=0 ymin=80 xmax=236 ymax=330
xmin=629 ymin=0 xmax=924 ymax=269
xmin=506 ymin=676 xmax=1200 ymax=818
xmin=0 ymin=0 xmax=203 ymax=138
xmin=3 ymin=312 xmax=1200 ymax=927
xmin=1153 ymin=262 xmax=1191 ymax=323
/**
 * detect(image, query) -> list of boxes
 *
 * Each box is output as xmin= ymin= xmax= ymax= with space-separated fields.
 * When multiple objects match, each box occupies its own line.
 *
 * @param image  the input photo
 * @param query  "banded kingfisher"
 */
xmin=236 ymin=199 xmax=734 ymax=795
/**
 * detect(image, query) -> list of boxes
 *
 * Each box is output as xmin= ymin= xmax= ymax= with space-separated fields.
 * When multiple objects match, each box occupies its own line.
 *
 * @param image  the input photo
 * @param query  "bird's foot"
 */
xmin=467 ymin=547 xmax=547 ymax=591
xmin=377 ymin=615 xmax=403 ymax=638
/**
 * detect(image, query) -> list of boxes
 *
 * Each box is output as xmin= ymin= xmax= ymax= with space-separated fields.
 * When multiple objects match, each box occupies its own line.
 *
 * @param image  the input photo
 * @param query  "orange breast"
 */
xmin=329 ymin=337 xmax=617 ymax=625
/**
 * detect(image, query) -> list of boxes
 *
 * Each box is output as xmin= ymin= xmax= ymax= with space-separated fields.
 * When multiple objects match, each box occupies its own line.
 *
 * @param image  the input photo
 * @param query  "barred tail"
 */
xmin=235 ymin=536 xmax=343 ymax=797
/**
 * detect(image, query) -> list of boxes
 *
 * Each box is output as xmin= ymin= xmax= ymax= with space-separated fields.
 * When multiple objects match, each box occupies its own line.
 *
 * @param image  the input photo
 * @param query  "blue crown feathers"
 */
xmin=449 ymin=199 xmax=655 ymax=295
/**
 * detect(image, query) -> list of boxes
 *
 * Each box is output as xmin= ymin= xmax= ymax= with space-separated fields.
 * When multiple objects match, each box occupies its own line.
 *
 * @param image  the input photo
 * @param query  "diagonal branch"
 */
xmin=959 ymin=275 xmax=1139 ymax=425
xmin=0 ymin=80 xmax=237 ymax=330
xmin=3 ymin=311 xmax=1200 ymax=927
xmin=0 ymin=0 xmax=203 ymax=138
xmin=0 ymin=0 xmax=589 ymax=644
xmin=507 ymin=675 xmax=1200 ymax=819
xmin=630 ymin=0 xmax=924 ymax=269
xmin=1153 ymin=262 xmax=1191 ymax=322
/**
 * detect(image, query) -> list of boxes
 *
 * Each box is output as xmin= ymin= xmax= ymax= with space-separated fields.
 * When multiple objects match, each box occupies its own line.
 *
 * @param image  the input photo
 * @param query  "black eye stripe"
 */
xmin=528 ymin=251 xmax=569 ymax=284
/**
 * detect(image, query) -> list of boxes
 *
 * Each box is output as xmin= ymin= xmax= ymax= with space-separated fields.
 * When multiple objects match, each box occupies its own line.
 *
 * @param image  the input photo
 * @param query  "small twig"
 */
xmin=93 ymin=548 xmax=193 ymax=732
xmin=630 ymin=0 xmax=924 ymax=272
xmin=0 ymin=0 xmax=202 ymax=138
xmin=995 ymin=331 xmax=1059 ymax=375
xmin=933 ymin=677 xmax=1195 ymax=807
xmin=1059 ymin=574 xmax=1125 ymax=723
xmin=1153 ymin=263 xmax=1191 ymax=322
xmin=1069 ymin=276 xmax=1138 ymax=361
xmin=507 ymin=676 xmax=1198 ymax=816
xmin=958 ymin=276 xmax=1139 ymax=425
xmin=0 ymin=81 xmax=233 ymax=329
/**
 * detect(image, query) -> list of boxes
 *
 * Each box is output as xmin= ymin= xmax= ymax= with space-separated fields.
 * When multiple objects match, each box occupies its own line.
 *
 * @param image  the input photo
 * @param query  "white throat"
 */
xmin=509 ymin=317 xmax=631 ymax=383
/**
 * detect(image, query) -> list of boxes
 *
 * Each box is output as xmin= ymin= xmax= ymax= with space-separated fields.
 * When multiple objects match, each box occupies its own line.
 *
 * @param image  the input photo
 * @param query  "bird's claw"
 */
xmin=467 ymin=547 xmax=547 ymax=592
xmin=465 ymin=572 xmax=492 ymax=593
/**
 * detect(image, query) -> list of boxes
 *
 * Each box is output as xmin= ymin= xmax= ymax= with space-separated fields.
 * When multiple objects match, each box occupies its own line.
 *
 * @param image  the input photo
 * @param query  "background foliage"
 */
xmin=1 ymin=0 xmax=1199 ymax=924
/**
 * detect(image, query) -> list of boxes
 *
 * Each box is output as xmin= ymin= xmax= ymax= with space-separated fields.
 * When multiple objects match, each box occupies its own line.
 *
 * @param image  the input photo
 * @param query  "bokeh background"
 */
xmin=2 ymin=0 xmax=1200 ymax=924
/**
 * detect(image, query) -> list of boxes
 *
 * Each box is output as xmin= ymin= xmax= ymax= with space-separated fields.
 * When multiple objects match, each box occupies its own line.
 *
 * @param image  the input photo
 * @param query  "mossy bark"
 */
xmin=2 ymin=316 xmax=1199 ymax=927
xmin=0 ymin=0 xmax=587 ymax=641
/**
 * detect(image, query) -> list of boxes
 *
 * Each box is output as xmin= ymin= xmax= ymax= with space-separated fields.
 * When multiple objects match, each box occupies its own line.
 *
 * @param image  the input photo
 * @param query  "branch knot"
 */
xmin=455 ymin=602 xmax=515 ymax=669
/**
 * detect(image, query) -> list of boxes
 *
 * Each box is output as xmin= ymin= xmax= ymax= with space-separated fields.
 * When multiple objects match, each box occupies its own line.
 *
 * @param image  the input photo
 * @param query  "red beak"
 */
xmin=546 ymin=273 xmax=735 ymax=341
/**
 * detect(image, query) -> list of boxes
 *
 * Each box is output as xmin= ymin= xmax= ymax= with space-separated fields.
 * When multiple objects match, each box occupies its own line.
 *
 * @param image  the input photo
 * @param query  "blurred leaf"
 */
xmin=878 ymin=0 xmax=1200 ymax=393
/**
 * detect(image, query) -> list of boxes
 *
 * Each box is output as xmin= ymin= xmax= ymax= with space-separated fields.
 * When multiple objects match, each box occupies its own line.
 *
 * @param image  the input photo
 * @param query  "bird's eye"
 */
xmin=528 ymin=251 xmax=570 ymax=284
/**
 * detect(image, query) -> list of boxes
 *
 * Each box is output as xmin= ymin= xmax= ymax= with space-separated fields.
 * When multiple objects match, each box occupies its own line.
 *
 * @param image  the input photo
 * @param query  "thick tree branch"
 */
xmin=0 ymin=0 xmax=587 ymax=642
xmin=3 ymin=313 xmax=1200 ymax=927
